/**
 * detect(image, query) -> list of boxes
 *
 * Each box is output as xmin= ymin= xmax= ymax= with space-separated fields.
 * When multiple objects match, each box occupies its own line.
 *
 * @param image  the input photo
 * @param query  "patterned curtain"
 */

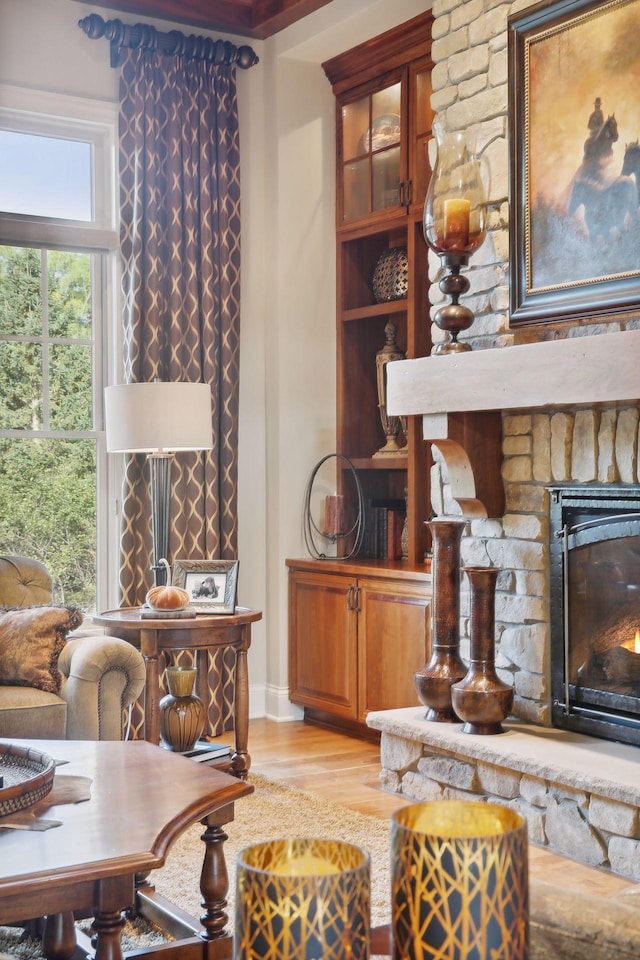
xmin=117 ymin=47 xmax=241 ymax=735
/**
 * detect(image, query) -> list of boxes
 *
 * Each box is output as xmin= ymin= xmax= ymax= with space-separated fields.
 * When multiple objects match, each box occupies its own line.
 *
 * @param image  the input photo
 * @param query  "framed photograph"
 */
xmin=508 ymin=0 xmax=640 ymax=326
xmin=172 ymin=559 xmax=239 ymax=615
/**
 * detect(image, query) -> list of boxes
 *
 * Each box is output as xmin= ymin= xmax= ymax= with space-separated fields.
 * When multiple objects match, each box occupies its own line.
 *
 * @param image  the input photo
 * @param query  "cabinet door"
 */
xmin=339 ymin=70 xmax=406 ymax=226
xmin=288 ymin=570 xmax=358 ymax=720
xmin=357 ymin=576 xmax=431 ymax=719
xmin=408 ymin=56 xmax=434 ymax=214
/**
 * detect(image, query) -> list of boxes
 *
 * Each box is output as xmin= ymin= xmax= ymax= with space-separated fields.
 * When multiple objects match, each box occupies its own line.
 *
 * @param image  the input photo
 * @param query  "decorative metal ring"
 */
xmin=302 ymin=454 xmax=364 ymax=561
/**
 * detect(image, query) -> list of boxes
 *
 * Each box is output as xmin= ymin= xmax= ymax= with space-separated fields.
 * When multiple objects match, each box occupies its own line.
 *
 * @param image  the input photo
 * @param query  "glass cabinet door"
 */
xmin=341 ymin=77 xmax=404 ymax=224
xmin=410 ymin=58 xmax=434 ymax=210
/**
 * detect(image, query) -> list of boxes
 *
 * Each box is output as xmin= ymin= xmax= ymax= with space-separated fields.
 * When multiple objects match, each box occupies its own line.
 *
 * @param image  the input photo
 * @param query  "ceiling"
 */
xmin=73 ymin=0 xmax=333 ymax=40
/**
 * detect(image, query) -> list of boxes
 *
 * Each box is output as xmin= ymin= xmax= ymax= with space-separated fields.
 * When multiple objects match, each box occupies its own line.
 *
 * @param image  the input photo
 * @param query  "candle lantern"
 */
xmin=235 ymin=837 xmax=370 ymax=960
xmin=423 ymin=122 xmax=488 ymax=354
xmin=391 ymin=800 xmax=529 ymax=960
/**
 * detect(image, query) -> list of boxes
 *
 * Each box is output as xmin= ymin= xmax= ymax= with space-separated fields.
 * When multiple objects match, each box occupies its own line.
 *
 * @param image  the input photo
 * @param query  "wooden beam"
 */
xmin=387 ymin=329 xmax=640 ymax=416
xmin=72 ymin=0 xmax=332 ymax=39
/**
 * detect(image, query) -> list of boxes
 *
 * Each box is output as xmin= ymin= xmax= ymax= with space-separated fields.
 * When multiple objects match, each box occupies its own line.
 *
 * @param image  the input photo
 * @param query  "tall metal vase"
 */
xmin=414 ymin=517 xmax=467 ymax=721
xmin=451 ymin=566 xmax=514 ymax=735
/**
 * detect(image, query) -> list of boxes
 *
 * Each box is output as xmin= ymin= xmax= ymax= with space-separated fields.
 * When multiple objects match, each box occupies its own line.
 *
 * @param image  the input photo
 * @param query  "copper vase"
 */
xmin=159 ymin=666 xmax=205 ymax=752
xmin=414 ymin=517 xmax=467 ymax=721
xmin=451 ymin=566 xmax=514 ymax=735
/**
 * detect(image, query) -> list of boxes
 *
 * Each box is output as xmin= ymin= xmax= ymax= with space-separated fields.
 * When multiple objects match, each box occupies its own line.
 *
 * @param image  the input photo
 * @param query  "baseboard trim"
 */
xmin=249 ymin=683 xmax=303 ymax=722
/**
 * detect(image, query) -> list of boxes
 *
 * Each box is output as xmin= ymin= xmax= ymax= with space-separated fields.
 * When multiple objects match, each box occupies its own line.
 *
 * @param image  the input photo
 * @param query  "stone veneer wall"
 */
xmin=369 ymin=712 xmax=640 ymax=881
xmin=428 ymin=0 xmax=640 ymax=724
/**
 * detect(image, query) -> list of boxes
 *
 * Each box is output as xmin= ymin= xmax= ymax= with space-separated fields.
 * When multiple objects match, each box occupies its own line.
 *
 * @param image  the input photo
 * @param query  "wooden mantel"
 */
xmin=387 ymin=329 xmax=640 ymax=519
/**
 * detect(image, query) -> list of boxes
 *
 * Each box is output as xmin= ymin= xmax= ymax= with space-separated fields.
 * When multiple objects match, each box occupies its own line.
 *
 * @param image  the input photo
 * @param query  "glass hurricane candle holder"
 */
xmin=391 ymin=800 xmax=529 ymax=960
xmin=235 ymin=837 xmax=370 ymax=960
xmin=423 ymin=123 xmax=488 ymax=355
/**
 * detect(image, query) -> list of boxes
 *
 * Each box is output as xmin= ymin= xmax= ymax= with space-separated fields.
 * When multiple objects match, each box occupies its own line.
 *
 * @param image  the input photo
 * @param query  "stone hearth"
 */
xmin=367 ymin=707 xmax=640 ymax=882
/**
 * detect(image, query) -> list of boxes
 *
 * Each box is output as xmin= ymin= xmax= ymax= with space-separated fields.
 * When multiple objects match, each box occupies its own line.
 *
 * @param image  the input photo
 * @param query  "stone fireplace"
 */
xmin=550 ymin=483 xmax=640 ymax=747
xmin=362 ymin=0 xmax=640 ymax=884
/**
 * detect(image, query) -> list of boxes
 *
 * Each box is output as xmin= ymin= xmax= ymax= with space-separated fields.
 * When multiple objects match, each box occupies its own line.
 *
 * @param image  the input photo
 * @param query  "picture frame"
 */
xmin=172 ymin=559 xmax=239 ymax=615
xmin=508 ymin=0 xmax=640 ymax=326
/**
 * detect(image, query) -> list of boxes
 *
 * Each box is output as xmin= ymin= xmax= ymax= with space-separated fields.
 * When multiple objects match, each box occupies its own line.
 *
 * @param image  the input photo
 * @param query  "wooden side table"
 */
xmin=93 ymin=607 xmax=262 ymax=779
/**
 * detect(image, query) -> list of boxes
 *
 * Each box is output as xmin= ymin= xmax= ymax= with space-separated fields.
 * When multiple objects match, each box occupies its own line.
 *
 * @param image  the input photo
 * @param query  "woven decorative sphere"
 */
xmin=372 ymin=246 xmax=408 ymax=303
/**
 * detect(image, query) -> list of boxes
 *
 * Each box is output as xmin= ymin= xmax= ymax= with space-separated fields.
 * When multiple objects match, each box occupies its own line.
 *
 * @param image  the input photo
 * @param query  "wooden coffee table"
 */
xmin=93 ymin=606 xmax=262 ymax=778
xmin=0 ymin=738 xmax=253 ymax=960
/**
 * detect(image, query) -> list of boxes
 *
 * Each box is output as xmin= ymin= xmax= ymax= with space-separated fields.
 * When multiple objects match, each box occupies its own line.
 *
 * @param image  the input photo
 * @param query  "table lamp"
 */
xmin=104 ymin=381 xmax=213 ymax=585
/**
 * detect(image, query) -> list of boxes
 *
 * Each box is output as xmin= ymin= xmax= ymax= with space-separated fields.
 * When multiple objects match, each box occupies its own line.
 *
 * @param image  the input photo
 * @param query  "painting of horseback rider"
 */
xmin=509 ymin=0 xmax=640 ymax=326
xmin=523 ymin=0 xmax=640 ymax=292
xmin=568 ymin=101 xmax=637 ymax=246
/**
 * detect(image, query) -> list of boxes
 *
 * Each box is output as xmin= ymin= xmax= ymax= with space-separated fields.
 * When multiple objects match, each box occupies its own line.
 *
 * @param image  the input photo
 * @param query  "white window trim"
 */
xmin=0 ymin=84 xmax=122 ymax=611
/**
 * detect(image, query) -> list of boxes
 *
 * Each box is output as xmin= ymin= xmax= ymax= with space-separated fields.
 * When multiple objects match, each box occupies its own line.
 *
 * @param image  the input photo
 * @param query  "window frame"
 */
xmin=0 ymin=84 xmax=120 ymax=611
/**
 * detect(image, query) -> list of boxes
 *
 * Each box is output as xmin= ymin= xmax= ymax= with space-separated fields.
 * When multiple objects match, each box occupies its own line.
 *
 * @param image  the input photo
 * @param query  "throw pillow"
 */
xmin=0 ymin=606 xmax=84 ymax=694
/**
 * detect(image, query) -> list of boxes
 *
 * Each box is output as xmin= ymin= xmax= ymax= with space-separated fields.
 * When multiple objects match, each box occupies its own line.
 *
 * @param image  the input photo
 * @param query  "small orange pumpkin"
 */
xmin=146 ymin=585 xmax=190 ymax=610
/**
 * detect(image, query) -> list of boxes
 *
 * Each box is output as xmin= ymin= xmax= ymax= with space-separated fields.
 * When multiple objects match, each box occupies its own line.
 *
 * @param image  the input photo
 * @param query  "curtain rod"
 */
xmin=78 ymin=12 xmax=259 ymax=69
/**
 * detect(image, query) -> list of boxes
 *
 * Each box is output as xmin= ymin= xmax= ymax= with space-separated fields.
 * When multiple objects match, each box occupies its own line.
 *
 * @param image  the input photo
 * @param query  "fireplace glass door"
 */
xmin=550 ymin=485 xmax=640 ymax=746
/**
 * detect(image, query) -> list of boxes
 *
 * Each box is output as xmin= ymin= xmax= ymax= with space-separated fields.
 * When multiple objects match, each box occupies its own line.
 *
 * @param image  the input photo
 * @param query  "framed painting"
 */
xmin=508 ymin=0 xmax=640 ymax=326
xmin=172 ymin=559 xmax=239 ymax=615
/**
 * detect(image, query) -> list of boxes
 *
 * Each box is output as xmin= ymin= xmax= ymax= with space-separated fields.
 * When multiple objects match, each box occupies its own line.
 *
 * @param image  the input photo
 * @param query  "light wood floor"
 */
xmin=229 ymin=717 xmax=639 ymax=900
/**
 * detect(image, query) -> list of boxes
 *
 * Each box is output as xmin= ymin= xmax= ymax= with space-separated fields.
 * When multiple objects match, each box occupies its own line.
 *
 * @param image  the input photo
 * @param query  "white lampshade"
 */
xmin=104 ymin=382 xmax=213 ymax=453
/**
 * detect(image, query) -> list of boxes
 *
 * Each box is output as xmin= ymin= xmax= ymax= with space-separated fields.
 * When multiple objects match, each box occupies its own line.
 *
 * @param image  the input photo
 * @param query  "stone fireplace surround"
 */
xmin=362 ymin=0 xmax=640 ymax=907
xmin=374 ymin=329 xmax=640 ymax=882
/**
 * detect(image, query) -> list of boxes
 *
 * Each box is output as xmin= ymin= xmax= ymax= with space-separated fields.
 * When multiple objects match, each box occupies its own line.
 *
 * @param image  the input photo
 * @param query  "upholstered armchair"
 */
xmin=0 ymin=555 xmax=145 ymax=741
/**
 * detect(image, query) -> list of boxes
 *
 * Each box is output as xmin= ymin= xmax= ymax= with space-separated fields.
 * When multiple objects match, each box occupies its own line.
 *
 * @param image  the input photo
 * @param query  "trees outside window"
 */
xmin=0 ymin=91 xmax=117 ymax=611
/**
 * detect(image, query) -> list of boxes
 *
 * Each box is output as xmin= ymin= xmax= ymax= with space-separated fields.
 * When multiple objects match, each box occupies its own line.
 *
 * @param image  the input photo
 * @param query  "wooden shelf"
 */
xmin=346 ymin=456 xmax=409 ymax=471
xmin=342 ymin=300 xmax=408 ymax=323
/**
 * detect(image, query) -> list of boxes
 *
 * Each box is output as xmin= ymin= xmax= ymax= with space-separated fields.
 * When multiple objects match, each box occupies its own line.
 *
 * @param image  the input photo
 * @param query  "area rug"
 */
xmin=0 ymin=773 xmax=393 ymax=957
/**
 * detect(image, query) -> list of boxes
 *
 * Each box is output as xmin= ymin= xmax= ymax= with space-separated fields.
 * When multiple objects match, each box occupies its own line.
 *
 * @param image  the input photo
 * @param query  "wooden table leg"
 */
xmin=92 ymin=909 xmax=126 ymax=960
xmin=42 ymin=911 xmax=76 ymax=960
xmin=140 ymin=628 xmax=160 ymax=744
xmin=231 ymin=628 xmax=251 ymax=779
xmin=195 ymin=647 xmax=210 ymax=733
xmin=199 ymin=803 xmax=235 ymax=942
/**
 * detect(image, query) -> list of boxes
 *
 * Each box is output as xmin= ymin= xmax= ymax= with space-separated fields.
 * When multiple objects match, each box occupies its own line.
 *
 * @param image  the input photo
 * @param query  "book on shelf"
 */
xmin=161 ymin=740 xmax=231 ymax=762
xmin=359 ymin=499 xmax=406 ymax=560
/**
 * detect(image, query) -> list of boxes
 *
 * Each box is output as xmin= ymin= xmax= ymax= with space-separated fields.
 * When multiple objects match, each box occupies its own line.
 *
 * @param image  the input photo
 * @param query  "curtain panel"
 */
xmin=117 ymin=47 xmax=241 ymax=735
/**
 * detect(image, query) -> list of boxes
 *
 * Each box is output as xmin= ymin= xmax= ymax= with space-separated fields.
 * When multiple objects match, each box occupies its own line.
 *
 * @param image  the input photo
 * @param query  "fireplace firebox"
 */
xmin=550 ymin=484 xmax=640 ymax=747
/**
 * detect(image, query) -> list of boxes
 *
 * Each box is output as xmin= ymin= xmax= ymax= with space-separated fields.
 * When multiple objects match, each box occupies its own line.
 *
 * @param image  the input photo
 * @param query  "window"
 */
xmin=0 ymin=87 xmax=117 ymax=612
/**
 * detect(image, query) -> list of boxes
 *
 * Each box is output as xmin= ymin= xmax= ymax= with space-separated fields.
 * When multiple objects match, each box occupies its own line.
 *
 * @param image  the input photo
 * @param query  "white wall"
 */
xmin=0 ymin=0 xmax=431 ymax=720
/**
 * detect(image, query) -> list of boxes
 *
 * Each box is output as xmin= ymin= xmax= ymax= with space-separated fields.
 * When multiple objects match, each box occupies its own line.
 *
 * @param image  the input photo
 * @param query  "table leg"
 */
xmin=140 ymin=628 xmax=161 ymax=744
xmin=42 ymin=911 xmax=76 ymax=960
xmin=92 ymin=909 xmax=126 ymax=960
xmin=199 ymin=803 xmax=235 ymax=941
xmin=231 ymin=628 xmax=251 ymax=779
xmin=195 ymin=647 xmax=210 ymax=733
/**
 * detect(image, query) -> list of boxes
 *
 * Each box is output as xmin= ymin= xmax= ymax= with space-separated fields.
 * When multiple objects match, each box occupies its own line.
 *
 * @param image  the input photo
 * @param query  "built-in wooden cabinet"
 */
xmin=326 ymin=11 xmax=434 ymax=567
xmin=287 ymin=14 xmax=435 ymax=736
xmin=287 ymin=559 xmax=431 ymax=733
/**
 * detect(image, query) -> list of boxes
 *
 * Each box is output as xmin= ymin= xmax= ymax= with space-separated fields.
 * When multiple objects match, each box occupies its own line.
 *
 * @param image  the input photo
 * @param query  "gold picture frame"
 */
xmin=508 ymin=0 xmax=640 ymax=326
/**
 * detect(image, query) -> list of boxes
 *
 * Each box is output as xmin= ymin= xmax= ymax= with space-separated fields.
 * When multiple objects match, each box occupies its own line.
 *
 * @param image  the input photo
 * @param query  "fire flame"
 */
xmin=620 ymin=630 xmax=640 ymax=654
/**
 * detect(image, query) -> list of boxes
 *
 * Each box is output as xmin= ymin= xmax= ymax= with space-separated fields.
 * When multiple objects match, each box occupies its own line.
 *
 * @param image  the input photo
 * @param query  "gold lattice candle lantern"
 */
xmin=391 ymin=801 xmax=528 ymax=960
xmin=235 ymin=837 xmax=370 ymax=960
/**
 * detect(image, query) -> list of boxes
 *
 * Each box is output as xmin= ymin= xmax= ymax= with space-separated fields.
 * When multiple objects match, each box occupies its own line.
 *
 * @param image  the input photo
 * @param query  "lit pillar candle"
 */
xmin=443 ymin=197 xmax=471 ymax=249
